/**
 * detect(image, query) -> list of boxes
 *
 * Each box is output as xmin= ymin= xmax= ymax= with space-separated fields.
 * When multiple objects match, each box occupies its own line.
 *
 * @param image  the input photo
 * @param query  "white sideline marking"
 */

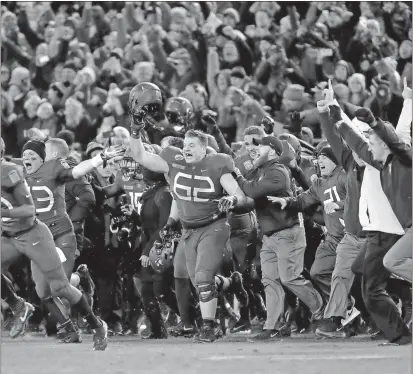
xmin=204 ymin=354 xmax=404 ymax=361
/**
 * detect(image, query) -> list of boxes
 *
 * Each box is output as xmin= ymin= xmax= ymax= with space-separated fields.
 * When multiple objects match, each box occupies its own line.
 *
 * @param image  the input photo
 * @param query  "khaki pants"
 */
xmin=383 ymin=228 xmax=412 ymax=284
xmin=261 ymin=225 xmax=323 ymax=330
xmin=324 ymin=233 xmax=365 ymax=319
xmin=310 ymin=235 xmax=339 ymax=303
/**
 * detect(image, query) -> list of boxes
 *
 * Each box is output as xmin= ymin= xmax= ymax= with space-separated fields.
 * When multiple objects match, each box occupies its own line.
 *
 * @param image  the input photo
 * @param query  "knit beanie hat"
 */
xmin=319 ymin=146 xmax=338 ymax=165
xmin=22 ymin=140 xmax=46 ymax=160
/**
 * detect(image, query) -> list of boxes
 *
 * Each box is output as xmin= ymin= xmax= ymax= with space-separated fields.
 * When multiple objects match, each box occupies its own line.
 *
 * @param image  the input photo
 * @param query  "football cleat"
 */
xmin=194 ymin=324 xmax=216 ymax=343
xmin=57 ymin=320 xmax=82 ymax=343
xmin=93 ymin=320 xmax=108 ymax=351
xmin=9 ymin=302 xmax=35 ymax=339
xmin=168 ymin=321 xmax=197 ymax=337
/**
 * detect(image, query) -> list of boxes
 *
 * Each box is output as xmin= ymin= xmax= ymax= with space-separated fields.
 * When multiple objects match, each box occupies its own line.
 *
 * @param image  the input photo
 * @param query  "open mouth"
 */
xmin=184 ymin=151 xmax=193 ymax=159
xmin=23 ymin=161 xmax=32 ymax=172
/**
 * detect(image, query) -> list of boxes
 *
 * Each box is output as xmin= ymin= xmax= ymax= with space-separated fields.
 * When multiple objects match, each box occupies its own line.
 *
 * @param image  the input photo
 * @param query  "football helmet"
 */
xmin=128 ymin=82 xmax=162 ymax=128
xmin=119 ymin=156 xmax=143 ymax=180
xmin=165 ymin=97 xmax=193 ymax=130
xmin=149 ymin=230 xmax=181 ymax=273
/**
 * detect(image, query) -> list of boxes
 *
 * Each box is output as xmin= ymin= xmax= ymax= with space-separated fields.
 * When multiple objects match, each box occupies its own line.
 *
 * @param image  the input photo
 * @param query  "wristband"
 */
xmin=130 ymin=126 xmax=142 ymax=139
xmin=91 ymin=153 xmax=104 ymax=168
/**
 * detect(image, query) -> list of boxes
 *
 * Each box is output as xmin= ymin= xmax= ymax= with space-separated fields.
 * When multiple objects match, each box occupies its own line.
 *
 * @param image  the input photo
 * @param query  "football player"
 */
xmin=1 ymin=137 xmax=108 ymax=350
xmin=128 ymin=82 xmax=252 ymax=342
xmin=18 ymin=137 xmax=124 ymax=342
xmin=202 ymin=114 xmax=265 ymax=333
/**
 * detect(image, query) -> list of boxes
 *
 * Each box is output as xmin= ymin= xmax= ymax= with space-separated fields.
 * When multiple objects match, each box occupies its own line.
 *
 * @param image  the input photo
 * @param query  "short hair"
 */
xmin=46 ymin=138 xmax=70 ymax=158
xmin=185 ymin=129 xmax=208 ymax=147
xmin=55 ymin=130 xmax=75 ymax=146
xmin=244 ymin=126 xmax=266 ymax=137
xmin=168 ymin=136 xmax=184 ymax=149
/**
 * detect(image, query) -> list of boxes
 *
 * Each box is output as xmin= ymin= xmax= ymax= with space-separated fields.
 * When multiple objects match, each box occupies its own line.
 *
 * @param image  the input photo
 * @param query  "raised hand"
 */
xmin=102 ymin=144 xmax=127 ymax=160
xmin=328 ymin=104 xmax=342 ymax=123
xmin=354 ymin=107 xmax=375 ymax=126
xmin=402 ymin=77 xmax=412 ymax=100
xmin=201 ymin=110 xmax=217 ymax=130
xmin=323 ymin=79 xmax=334 ymax=105
xmin=267 ymin=196 xmax=287 ymax=209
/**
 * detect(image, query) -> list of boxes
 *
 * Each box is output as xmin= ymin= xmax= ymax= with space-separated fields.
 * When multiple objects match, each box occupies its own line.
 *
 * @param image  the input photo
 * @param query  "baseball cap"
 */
xmin=86 ymin=141 xmax=104 ymax=158
xmin=252 ymin=136 xmax=283 ymax=155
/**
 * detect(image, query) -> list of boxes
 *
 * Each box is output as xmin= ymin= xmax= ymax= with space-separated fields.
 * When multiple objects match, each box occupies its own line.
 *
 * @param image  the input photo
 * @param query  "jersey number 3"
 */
xmin=173 ymin=172 xmax=215 ymax=202
xmin=32 ymin=186 xmax=54 ymax=213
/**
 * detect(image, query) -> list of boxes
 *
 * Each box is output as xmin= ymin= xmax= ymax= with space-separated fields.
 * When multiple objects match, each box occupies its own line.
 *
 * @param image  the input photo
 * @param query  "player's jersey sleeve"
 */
xmin=2 ymin=164 xmax=25 ymax=189
xmin=53 ymin=158 xmax=75 ymax=183
xmin=159 ymin=146 xmax=184 ymax=168
xmin=215 ymin=153 xmax=235 ymax=175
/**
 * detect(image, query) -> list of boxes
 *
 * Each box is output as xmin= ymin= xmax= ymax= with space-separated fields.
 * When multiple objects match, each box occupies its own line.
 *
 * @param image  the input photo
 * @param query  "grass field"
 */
xmin=1 ymin=332 xmax=411 ymax=374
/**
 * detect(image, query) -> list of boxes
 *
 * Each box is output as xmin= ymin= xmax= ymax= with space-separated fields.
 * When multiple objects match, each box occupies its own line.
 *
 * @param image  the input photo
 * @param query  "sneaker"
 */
xmin=194 ymin=324 xmax=216 ymax=343
xmin=315 ymin=317 xmax=345 ymax=338
xmin=228 ymin=272 xmax=249 ymax=307
xmin=57 ymin=320 xmax=82 ymax=343
xmin=2 ymin=308 xmax=13 ymax=331
xmin=93 ymin=320 xmax=108 ymax=351
xmin=169 ymin=321 xmax=196 ymax=337
xmin=230 ymin=318 xmax=252 ymax=334
xmin=9 ymin=302 xmax=35 ymax=339
xmin=342 ymin=306 xmax=361 ymax=328
xmin=248 ymin=324 xmax=291 ymax=342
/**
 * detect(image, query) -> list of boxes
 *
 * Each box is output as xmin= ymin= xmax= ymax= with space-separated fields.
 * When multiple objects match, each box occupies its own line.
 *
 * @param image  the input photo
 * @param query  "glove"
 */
xmin=201 ymin=110 xmax=217 ymax=130
xmin=218 ymin=195 xmax=238 ymax=212
xmin=355 ymin=107 xmax=375 ymax=126
xmin=130 ymin=109 xmax=147 ymax=138
xmin=328 ymin=105 xmax=342 ymax=123
xmin=261 ymin=115 xmax=275 ymax=134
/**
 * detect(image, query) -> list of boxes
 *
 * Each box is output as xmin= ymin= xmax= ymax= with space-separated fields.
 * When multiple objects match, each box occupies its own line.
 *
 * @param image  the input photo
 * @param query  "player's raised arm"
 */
xmin=71 ymin=145 xmax=126 ymax=179
xmin=130 ymin=134 xmax=169 ymax=174
xmin=128 ymin=82 xmax=169 ymax=174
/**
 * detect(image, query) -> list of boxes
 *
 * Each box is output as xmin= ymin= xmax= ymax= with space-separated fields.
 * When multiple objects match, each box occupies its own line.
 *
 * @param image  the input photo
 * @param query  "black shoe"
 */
xmin=248 ymin=323 xmax=291 ymax=342
xmin=230 ymin=318 xmax=252 ymax=334
xmin=142 ymin=324 xmax=168 ymax=339
xmin=168 ymin=321 xmax=196 ymax=337
xmin=57 ymin=320 xmax=82 ymax=343
xmin=194 ymin=324 xmax=216 ymax=343
xmin=315 ymin=317 xmax=345 ymax=338
xmin=228 ymin=272 xmax=249 ymax=307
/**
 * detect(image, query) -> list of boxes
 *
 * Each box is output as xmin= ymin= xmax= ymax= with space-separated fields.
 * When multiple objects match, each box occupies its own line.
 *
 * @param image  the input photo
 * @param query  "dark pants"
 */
xmin=362 ymin=231 xmax=410 ymax=342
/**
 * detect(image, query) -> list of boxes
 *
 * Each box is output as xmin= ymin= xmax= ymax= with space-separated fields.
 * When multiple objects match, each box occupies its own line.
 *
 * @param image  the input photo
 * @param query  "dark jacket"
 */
xmin=339 ymin=118 xmax=412 ymax=230
xmin=319 ymin=111 xmax=365 ymax=237
xmin=236 ymin=159 xmax=299 ymax=235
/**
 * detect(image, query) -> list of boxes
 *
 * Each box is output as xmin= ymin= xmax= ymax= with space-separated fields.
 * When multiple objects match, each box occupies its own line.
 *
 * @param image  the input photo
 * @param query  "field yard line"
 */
xmin=204 ymin=354 xmax=405 ymax=361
